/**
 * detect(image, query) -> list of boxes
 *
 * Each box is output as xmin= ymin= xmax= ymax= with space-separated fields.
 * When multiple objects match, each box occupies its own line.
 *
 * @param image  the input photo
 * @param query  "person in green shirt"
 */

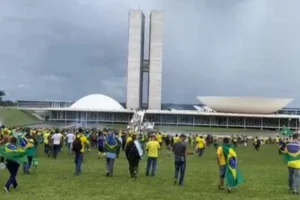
xmin=23 ymin=139 xmax=36 ymax=174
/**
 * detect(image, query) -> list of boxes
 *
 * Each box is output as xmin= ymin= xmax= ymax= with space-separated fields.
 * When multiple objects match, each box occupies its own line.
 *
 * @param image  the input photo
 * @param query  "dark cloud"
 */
xmin=0 ymin=0 xmax=300 ymax=107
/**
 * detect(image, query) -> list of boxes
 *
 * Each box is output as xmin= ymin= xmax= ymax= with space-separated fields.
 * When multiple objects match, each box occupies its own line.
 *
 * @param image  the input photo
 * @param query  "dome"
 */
xmin=70 ymin=94 xmax=124 ymax=110
xmin=197 ymin=96 xmax=292 ymax=114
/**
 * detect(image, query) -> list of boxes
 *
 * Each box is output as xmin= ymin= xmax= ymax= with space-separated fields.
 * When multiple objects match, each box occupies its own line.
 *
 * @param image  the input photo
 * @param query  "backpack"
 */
xmin=127 ymin=143 xmax=139 ymax=159
xmin=72 ymin=136 xmax=82 ymax=152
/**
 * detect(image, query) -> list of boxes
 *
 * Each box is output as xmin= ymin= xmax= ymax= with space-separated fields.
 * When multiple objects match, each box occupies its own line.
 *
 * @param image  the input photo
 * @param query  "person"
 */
xmin=172 ymin=134 xmax=187 ymax=186
xmin=138 ymin=133 xmax=145 ymax=151
xmin=232 ymin=135 xmax=238 ymax=148
xmin=145 ymin=135 xmax=161 ymax=177
xmin=3 ymin=136 xmax=27 ymax=192
xmin=23 ymin=138 xmax=36 ymax=174
xmin=196 ymin=136 xmax=205 ymax=157
xmin=217 ymin=137 xmax=229 ymax=191
xmin=156 ymin=133 xmax=163 ymax=148
xmin=51 ymin=129 xmax=62 ymax=159
xmin=217 ymin=137 xmax=244 ymax=193
xmin=125 ymin=134 xmax=143 ymax=179
xmin=283 ymin=133 xmax=300 ymax=194
xmin=66 ymin=131 xmax=75 ymax=155
xmin=103 ymin=132 xmax=120 ymax=177
xmin=73 ymin=128 xmax=89 ymax=176
xmin=253 ymin=136 xmax=260 ymax=151
xmin=97 ymin=132 xmax=105 ymax=158
xmin=0 ymin=128 xmax=10 ymax=168
xmin=43 ymin=130 xmax=50 ymax=155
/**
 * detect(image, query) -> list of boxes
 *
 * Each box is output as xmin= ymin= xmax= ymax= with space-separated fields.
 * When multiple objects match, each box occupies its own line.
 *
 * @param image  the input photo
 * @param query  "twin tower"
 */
xmin=126 ymin=10 xmax=163 ymax=110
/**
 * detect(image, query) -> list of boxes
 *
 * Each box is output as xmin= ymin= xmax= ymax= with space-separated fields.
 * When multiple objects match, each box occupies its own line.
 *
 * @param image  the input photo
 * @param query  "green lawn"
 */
xmin=0 ymin=108 xmax=41 ymax=127
xmin=0 ymin=144 xmax=294 ymax=200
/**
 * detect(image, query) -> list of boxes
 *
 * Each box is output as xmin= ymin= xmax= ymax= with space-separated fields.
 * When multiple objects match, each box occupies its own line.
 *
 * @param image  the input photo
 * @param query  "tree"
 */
xmin=0 ymin=90 xmax=5 ymax=102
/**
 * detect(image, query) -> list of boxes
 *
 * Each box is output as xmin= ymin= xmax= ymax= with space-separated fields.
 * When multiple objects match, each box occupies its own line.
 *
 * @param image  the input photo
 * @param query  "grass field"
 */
xmin=0 ymin=108 xmax=41 ymax=127
xmin=0 ymin=144 xmax=295 ymax=200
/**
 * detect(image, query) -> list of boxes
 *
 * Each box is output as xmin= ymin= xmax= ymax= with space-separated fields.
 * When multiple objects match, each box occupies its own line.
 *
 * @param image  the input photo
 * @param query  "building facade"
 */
xmin=126 ymin=9 xmax=163 ymax=110
xmin=27 ymin=108 xmax=300 ymax=131
xmin=126 ymin=10 xmax=145 ymax=109
xmin=148 ymin=11 xmax=164 ymax=110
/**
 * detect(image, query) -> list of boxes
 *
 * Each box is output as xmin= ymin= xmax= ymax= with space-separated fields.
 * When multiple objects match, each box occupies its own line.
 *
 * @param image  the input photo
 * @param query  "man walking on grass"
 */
xmin=217 ymin=137 xmax=243 ymax=193
xmin=145 ymin=134 xmax=161 ymax=177
xmin=283 ymin=133 xmax=300 ymax=195
xmin=172 ymin=134 xmax=187 ymax=186
xmin=73 ymin=128 xmax=89 ymax=176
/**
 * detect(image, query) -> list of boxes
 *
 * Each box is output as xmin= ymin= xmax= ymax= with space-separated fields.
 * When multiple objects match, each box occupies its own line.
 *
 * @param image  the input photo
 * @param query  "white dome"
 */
xmin=70 ymin=94 xmax=124 ymax=110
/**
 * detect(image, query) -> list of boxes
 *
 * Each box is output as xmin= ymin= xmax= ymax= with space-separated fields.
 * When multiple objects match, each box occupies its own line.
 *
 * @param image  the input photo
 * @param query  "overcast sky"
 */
xmin=1 ymin=0 xmax=300 ymax=106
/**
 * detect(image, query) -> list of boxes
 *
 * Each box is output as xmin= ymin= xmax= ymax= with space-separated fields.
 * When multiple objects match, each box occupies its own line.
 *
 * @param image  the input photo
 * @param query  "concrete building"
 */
xmin=126 ymin=10 xmax=145 ymax=109
xmin=148 ymin=11 xmax=164 ymax=110
xmin=126 ymin=10 xmax=164 ymax=110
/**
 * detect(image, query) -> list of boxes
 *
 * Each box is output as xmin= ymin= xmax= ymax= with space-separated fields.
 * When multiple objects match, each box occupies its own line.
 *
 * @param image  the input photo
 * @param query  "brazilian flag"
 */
xmin=283 ymin=141 xmax=300 ymax=164
xmin=281 ymin=126 xmax=293 ymax=137
xmin=0 ymin=144 xmax=28 ymax=163
xmin=222 ymin=143 xmax=244 ymax=187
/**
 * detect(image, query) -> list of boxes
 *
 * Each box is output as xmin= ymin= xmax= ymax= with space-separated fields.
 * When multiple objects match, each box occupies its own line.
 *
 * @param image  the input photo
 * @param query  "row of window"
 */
xmin=48 ymin=111 xmax=299 ymax=128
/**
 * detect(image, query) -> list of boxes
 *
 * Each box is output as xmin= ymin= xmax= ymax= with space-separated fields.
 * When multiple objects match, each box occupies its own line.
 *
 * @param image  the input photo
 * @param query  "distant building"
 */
xmin=126 ymin=9 xmax=164 ymax=110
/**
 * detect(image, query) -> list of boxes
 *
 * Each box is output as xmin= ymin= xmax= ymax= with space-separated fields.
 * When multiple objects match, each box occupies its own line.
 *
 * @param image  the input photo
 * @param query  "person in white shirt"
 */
xmin=66 ymin=132 xmax=75 ymax=155
xmin=51 ymin=129 xmax=62 ymax=159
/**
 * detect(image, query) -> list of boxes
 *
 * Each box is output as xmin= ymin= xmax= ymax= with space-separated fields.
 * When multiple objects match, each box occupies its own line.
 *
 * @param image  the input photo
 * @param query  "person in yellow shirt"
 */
xmin=74 ymin=128 xmax=89 ymax=176
xmin=43 ymin=131 xmax=50 ymax=155
xmin=217 ymin=137 xmax=228 ymax=190
xmin=173 ymin=134 xmax=180 ymax=144
xmin=196 ymin=136 xmax=205 ymax=157
xmin=145 ymin=135 xmax=161 ymax=176
xmin=156 ymin=133 xmax=163 ymax=148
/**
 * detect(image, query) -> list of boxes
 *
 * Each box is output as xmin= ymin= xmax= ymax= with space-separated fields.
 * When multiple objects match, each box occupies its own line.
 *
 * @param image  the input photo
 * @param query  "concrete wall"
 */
xmin=126 ymin=10 xmax=145 ymax=109
xmin=148 ymin=11 xmax=163 ymax=110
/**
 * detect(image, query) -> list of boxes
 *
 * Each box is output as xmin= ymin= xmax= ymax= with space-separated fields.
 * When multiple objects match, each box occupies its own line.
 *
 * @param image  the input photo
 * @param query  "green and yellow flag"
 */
xmin=281 ymin=126 xmax=293 ymax=137
xmin=222 ymin=143 xmax=244 ymax=187
xmin=0 ymin=144 xmax=28 ymax=163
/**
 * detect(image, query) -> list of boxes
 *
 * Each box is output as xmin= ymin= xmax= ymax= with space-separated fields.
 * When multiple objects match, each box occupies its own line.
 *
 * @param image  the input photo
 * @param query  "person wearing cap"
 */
xmin=145 ymin=134 xmax=161 ymax=177
xmin=23 ymin=138 xmax=36 ymax=174
xmin=172 ymin=134 xmax=187 ymax=186
xmin=283 ymin=133 xmax=300 ymax=194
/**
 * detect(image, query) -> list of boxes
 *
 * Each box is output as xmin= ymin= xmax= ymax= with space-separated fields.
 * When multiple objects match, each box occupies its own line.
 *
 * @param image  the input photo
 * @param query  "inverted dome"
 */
xmin=197 ymin=96 xmax=292 ymax=114
xmin=70 ymin=94 xmax=124 ymax=110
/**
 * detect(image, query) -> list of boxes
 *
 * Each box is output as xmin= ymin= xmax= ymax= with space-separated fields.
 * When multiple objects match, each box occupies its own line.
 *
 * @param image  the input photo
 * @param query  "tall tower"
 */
xmin=148 ymin=10 xmax=163 ymax=110
xmin=126 ymin=10 xmax=145 ymax=109
xmin=126 ymin=10 xmax=163 ymax=110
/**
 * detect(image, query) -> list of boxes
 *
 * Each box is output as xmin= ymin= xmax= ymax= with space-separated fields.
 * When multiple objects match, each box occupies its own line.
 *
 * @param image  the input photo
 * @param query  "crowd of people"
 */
xmin=0 ymin=125 xmax=299 ymax=195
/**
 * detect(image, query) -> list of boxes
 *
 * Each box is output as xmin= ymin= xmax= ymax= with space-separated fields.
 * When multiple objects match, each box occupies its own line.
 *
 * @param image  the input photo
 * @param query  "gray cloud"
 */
xmin=0 ymin=0 xmax=300 ymax=107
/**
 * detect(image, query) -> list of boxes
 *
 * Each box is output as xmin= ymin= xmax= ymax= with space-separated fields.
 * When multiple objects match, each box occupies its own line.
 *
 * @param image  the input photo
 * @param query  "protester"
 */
xmin=196 ymin=136 xmax=205 ymax=157
xmin=125 ymin=134 xmax=143 ymax=179
xmin=283 ymin=133 xmax=300 ymax=194
xmin=73 ymin=128 xmax=89 ymax=176
xmin=51 ymin=129 xmax=62 ymax=159
xmin=97 ymin=132 xmax=105 ymax=158
xmin=217 ymin=137 xmax=243 ymax=193
xmin=66 ymin=131 xmax=75 ymax=155
xmin=103 ymin=132 xmax=120 ymax=177
xmin=23 ymin=138 xmax=36 ymax=174
xmin=172 ymin=134 xmax=187 ymax=186
xmin=145 ymin=134 xmax=161 ymax=177
xmin=2 ymin=136 xmax=27 ymax=192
